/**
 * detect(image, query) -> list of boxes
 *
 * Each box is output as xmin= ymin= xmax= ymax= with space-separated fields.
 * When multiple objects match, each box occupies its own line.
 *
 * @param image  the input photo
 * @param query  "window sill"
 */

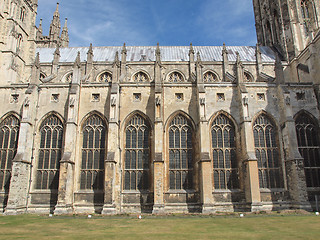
xmin=213 ymin=189 xmax=242 ymax=193
xmin=166 ymin=189 xmax=196 ymax=194
xmin=259 ymin=188 xmax=286 ymax=193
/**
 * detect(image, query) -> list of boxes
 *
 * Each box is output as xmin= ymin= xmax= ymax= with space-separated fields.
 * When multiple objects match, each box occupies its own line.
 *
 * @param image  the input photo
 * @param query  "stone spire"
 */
xmin=36 ymin=19 xmax=43 ymax=41
xmin=49 ymin=3 xmax=61 ymax=45
xmin=155 ymin=43 xmax=161 ymax=65
xmin=222 ymin=43 xmax=229 ymax=81
xmin=189 ymin=43 xmax=195 ymax=62
xmin=60 ymin=18 xmax=69 ymax=48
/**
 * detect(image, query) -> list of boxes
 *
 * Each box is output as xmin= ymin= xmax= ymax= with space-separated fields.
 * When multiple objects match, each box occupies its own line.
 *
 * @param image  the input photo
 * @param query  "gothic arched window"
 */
xmin=301 ymin=0 xmax=316 ymax=33
xmin=168 ymin=114 xmax=193 ymax=190
xmin=98 ymin=72 xmax=112 ymax=82
xmin=253 ymin=114 xmax=283 ymax=189
xmin=133 ymin=72 xmax=149 ymax=82
xmin=295 ymin=113 xmax=320 ymax=187
xmin=36 ymin=115 xmax=63 ymax=190
xmin=168 ymin=72 xmax=184 ymax=83
xmin=80 ymin=114 xmax=106 ymax=190
xmin=124 ymin=114 xmax=150 ymax=190
xmin=0 ymin=115 xmax=20 ymax=191
xmin=211 ymin=114 xmax=238 ymax=189
xmin=204 ymin=71 xmax=218 ymax=82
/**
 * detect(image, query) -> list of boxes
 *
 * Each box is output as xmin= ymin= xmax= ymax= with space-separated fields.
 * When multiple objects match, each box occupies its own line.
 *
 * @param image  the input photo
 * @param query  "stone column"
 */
xmin=195 ymin=53 xmax=214 ymax=213
xmin=102 ymin=52 xmax=120 ymax=214
xmin=5 ymin=55 xmax=40 ymax=214
xmin=55 ymin=52 xmax=82 ymax=214
xmin=236 ymin=54 xmax=261 ymax=211
xmin=277 ymin=88 xmax=311 ymax=210
xmin=152 ymin=44 xmax=165 ymax=214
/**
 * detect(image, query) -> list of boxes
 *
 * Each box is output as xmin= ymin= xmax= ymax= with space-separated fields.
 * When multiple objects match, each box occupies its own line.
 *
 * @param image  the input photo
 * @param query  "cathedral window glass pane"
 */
xmin=253 ymin=114 xmax=283 ymax=189
xmin=211 ymin=114 xmax=238 ymax=189
xmin=295 ymin=113 xmax=320 ymax=187
xmin=124 ymin=114 xmax=150 ymax=190
xmin=80 ymin=114 xmax=106 ymax=190
xmin=168 ymin=114 xmax=193 ymax=190
xmin=0 ymin=115 xmax=19 ymax=191
xmin=36 ymin=115 xmax=63 ymax=190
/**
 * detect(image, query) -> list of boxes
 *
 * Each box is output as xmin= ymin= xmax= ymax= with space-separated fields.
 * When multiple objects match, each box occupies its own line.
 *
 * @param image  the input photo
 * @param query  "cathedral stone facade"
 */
xmin=0 ymin=0 xmax=319 ymax=214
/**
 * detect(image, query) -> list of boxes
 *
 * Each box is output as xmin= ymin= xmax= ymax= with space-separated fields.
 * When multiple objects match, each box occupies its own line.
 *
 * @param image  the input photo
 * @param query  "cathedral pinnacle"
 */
xmin=122 ymin=43 xmax=127 ymax=54
xmin=60 ymin=18 xmax=69 ymax=47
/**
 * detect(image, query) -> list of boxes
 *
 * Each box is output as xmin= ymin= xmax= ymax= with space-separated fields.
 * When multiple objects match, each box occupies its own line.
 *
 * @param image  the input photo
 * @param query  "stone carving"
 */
xmin=243 ymin=96 xmax=248 ymax=106
xmin=285 ymin=96 xmax=291 ymax=105
xmin=200 ymin=98 xmax=205 ymax=105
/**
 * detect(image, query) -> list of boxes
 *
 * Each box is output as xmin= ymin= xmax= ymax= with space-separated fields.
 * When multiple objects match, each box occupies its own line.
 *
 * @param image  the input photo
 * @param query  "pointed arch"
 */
xmin=166 ymin=70 xmax=186 ymax=83
xmin=131 ymin=70 xmax=151 ymax=82
xmin=80 ymin=112 xmax=107 ymax=190
xmin=294 ymin=110 xmax=320 ymax=187
xmin=123 ymin=112 xmax=151 ymax=191
xmin=210 ymin=112 xmax=239 ymax=190
xmin=0 ymin=113 xmax=20 ymax=191
xmin=166 ymin=111 xmax=195 ymax=190
xmin=35 ymin=113 xmax=64 ymax=190
xmin=253 ymin=112 xmax=283 ymax=189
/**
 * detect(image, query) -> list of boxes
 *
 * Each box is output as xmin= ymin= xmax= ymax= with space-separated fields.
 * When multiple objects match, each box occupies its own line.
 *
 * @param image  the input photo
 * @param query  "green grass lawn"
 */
xmin=0 ymin=213 xmax=319 ymax=239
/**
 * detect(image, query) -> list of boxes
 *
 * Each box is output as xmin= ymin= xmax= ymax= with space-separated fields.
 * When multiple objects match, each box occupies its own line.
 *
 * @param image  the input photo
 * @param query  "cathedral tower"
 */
xmin=253 ymin=0 xmax=320 ymax=61
xmin=0 ymin=0 xmax=39 ymax=84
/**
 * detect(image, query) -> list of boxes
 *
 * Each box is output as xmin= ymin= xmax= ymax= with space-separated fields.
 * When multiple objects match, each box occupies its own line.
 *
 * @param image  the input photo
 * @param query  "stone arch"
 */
xmin=166 ymin=70 xmax=186 ymax=83
xmin=61 ymin=71 xmax=73 ymax=83
xmin=131 ymin=70 xmax=151 ymax=82
xmin=96 ymin=70 xmax=112 ymax=82
xmin=203 ymin=70 xmax=220 ymax=82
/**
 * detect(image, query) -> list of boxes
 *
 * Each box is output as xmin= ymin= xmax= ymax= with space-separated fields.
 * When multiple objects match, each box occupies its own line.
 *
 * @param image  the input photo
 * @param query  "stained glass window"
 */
xmin=0 ymin=115 xmax=20 ymax=191
xmin=124 ymin=114 xmax=150 ymax=190
xmin=80 ymin=114 xmax=106 ymax=190
xmin=211 ymin=114 xmax=238 ymax=189
xmin=168 ymin=114 xmax=193 ymax=190
xmin=36 ymin=115 xmax=63 ymax=190
xmin=253 ymin=114 xmax=283 ymax=188
xmin=295 ymin=113 xmax=320 ymax=187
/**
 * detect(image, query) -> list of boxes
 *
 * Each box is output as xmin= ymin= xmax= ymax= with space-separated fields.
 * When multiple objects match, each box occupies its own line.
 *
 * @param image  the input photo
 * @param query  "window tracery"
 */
xmin=211 ymin=114 xmax=238 ymax=189
xmin=301 ymin=0 xmax=316 ymax=33
xmin=133 ymin=72 xmax=149 ymax=82
xmin=244 ymin=72 xmax=253 ymax=82
xmin=0 ymin=115 xmax=20 ymax=191
xmin=80 ymin=114 xmax=106 ymax=190
xmin=64 ymin=73 xmax=73 ymax=83
xmin=124 ymin=114 xmax=150 ymax=190
xmin=168 ymin=72 xmax=184 ymax=83
xmin=295 ymin=113 xmax=320 ymax=187
xmin=168 ymin=114 xmax=193 ymax=190
xmin=253 ymin=114 xmax=283 ymax=189
xmin=36 ymin=115 xmax=63 ymax=190
xmin=98 ymin=72 xmax=112 ymax=82
xmin=204 ymin=71 xmax=218 ymax=82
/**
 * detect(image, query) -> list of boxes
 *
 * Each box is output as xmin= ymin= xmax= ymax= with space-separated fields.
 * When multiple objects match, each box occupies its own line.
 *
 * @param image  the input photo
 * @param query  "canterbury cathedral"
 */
xmin=0 ymin=0 xmax=319 ymax=215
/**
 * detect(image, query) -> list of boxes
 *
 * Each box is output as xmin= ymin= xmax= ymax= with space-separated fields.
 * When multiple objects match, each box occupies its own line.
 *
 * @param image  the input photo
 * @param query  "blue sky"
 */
xmin=36 ymin=0 xmax=257 ymax=47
